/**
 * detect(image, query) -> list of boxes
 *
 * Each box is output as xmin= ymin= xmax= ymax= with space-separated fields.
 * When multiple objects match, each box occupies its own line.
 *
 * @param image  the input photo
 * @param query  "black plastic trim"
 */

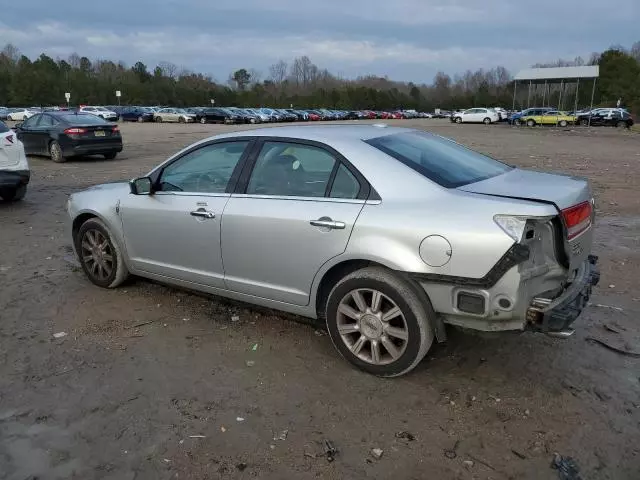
xmin=409 ymin=243 xmax=530 ymax=288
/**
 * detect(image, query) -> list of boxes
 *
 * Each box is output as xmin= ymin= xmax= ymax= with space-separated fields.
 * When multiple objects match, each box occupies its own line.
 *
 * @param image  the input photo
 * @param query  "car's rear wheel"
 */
xmin=75 ymin=218 xmax=129 ymax=288
xmin=616 ymin=121 xmax=627 ymax=128
xmin=103 ymin=152 xmax=117 ymax=160
xmin=325 ymin=267 xmax=434 ymax=377
xmin=512 ymin=119 xmax=521 ymax=126
xmin=1 ymin=184 xmax=26 ymax=201
xmin=455 ymin=117 xmax=462 ymax=124
xmin=156 ymin=117 xmax=163 ymax=123
xmin=178 ymin=116 xmax=185 ymax=123
xmin=558 ymin=120 xmax=568 ymax=127
xmin=200 ymin=117 xmax=207 ymax=124
xmin=526 ymin=119 xmax=536 ymax=127
xmin=50 ymin=141 xmax=65 ymax=163
xmin=580 ymin=119 xmax=589 ymax=126
xmin=483 ymin=117 xmax=491 ymax=125
xmin=137 ymin=116 xmax=144 ymax=123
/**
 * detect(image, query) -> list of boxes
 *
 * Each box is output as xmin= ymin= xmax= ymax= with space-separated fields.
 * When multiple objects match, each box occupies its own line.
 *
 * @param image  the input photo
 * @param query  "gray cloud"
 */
xmin=1 ymin=0 xmax=637 ymax=82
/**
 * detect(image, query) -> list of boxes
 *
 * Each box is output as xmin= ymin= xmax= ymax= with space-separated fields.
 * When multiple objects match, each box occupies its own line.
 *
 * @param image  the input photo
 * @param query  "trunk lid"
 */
xmin=460 ymin=168 xmax=594 ymax=272
xmin=458 ymin=168 xmax=591 ymax=210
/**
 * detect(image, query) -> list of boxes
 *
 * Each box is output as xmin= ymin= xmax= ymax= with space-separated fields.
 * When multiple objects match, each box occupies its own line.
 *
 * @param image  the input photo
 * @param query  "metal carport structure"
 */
xmin=512 ymin=66 xmax=600 ymax=123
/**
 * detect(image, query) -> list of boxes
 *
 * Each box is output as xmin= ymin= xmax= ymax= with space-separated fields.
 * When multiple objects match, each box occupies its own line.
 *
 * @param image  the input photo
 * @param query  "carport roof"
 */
xmin=514 ymin=66 xmax=599 ymax=82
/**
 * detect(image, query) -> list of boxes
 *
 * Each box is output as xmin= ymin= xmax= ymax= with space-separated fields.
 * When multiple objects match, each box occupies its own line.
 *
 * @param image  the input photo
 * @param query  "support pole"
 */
xmin=527 ymin=80 xmax=532 ymax=108
xmin=541 ymin=80 xmax=547 ymax=108
xmin=588 ymin=77 xmax=597 ymax=127
xmin=574 ymin=78 xmax=580 ymax=118
xmin=556 ymin=80 xmax=564 ymax=127
xmin=512 ymin=81 xmax=517 ymax=112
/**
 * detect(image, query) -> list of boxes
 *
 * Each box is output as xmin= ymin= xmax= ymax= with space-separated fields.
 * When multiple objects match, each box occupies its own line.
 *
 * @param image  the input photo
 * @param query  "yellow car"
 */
xmin=521 ymin=110 xmax=576 ymax=127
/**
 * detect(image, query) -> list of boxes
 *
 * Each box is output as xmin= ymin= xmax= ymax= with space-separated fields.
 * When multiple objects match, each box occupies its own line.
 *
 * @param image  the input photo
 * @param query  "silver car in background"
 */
xmin=67 ymin=125 xmax=599 ymax=377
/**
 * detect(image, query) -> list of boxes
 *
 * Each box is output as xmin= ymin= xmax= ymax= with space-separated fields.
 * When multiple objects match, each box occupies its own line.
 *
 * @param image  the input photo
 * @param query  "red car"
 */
xmin=363 ymin=110 xmax=377 ymax=119
xmin=379 ymin=111 xmax=392 ymax=120
xmin=391 ymin=112 xmax=404 ymax=119
xmin=308 ymin=113 xmax=321 ymax=121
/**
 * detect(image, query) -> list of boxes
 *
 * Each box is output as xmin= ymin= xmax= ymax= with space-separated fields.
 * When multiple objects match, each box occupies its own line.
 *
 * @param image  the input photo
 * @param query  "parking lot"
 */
xmin=1 ymin=119 xmax=639 ymax=479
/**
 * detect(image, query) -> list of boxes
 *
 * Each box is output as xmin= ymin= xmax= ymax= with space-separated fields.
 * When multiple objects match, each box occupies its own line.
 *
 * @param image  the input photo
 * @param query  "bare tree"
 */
xmin=269 ymin=60 xmax=288 ymax=85
xmin=248 ymin=68 xmax=262 ymax=86
xmin=1 ymin=43 xmax=20 ymax=64
xmin=159 ymin=61 xmax=178 ymax=79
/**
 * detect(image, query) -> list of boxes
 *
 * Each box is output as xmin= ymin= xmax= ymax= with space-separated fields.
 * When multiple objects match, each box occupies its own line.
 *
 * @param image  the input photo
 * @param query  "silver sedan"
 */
xmin=67 ymin=125 xmax=599 ymax=376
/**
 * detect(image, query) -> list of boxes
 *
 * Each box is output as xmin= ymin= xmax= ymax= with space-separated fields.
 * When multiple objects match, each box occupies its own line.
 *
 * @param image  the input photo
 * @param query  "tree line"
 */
xmin=0 ymin=42 xmax=638 ymax=113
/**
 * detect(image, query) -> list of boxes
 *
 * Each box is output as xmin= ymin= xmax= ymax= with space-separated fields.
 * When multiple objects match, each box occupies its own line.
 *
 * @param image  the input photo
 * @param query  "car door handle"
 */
xmin=190 ymin=209 xmax=215 ymax=219
xmin=310 ymin=219 xmax=346 ymax=230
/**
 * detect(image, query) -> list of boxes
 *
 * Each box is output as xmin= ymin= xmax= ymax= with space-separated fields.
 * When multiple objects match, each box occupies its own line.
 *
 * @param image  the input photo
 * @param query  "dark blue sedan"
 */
xmin=120 ymin=107 xmax=155 ymax=122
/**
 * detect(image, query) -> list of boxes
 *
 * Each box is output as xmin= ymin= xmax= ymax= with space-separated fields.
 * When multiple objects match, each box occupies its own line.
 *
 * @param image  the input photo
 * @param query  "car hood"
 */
xmin=459 ymin=168 xmax=591 ymax=211
xmin=85 ymin=181 xmax=130 ymax=192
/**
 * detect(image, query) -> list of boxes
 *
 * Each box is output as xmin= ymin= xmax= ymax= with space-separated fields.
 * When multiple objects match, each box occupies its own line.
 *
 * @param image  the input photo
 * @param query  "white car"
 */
xmin=452 ymin=108 xmax=500 ymax=124
xmin=79 ymin=106 xmax=119 ymax=121
xmin=493 ymin=107 xmax=508 ymax=121
xmin=7 ymin=108 xmax=38 ymax=121
xmin=0 ymin=121 xmax=29 ymax=201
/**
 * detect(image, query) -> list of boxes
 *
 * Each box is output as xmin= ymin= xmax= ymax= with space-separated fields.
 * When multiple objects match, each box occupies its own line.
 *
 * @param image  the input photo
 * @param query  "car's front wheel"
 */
xmin=325 ymin=267 xmax=434 ymax=377
xmin=200 ymin=117 xmax=207 ymax=124
xmin=616 ymin=121 xmax=628 ymax=129
xmin=526 ymin=119 xmax=536 ymax=127
xmin=483 ymin=117 xmax=492 ymax=125
xmin=75 ymin=218 xmax=129 ymax=288
xmin=455 ymin=117 xmax=462 ymax=124
xmin=558 ymin=120 xmax=568 ymax=127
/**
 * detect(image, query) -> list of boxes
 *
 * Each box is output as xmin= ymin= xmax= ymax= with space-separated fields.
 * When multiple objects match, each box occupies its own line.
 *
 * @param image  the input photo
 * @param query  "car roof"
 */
xmin=217 ymin=125 xmax=412 ymax=142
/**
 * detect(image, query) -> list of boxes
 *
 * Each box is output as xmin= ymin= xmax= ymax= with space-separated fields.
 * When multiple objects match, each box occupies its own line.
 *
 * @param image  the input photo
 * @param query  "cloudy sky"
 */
xmin=1 ymin=0 xmax=637 ymax=83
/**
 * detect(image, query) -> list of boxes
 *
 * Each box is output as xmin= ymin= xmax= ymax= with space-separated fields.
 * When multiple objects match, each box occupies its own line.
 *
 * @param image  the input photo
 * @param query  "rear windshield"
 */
xmin=366 ymin=131 xmax=512 ymax=188
xmin=58 ymin=113 xmax=108 ymax=125
xmin=0 ymin=121 xmax=9 ymax=133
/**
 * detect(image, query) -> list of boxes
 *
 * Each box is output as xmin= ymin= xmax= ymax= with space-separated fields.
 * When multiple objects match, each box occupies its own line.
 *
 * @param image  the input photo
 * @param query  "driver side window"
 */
xmin=22 ymin=115 xmax=40 ymax=128
xmin=159 ymin=141 xmax=249 ymax=194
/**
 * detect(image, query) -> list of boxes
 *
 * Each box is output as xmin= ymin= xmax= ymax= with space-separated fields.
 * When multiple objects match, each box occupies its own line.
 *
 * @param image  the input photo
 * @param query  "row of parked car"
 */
xmin=0 ymin=105 xmax=437 ymax=125
xmin=448 ymin=106 xmax=634 ymax=128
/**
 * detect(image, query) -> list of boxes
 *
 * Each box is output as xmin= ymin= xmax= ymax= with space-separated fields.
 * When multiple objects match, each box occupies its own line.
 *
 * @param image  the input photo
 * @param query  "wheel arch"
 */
xmin=71 ymin=208 xmax=130 ymax=268
xmin=313 ymin=256 xmax=447 ymax=342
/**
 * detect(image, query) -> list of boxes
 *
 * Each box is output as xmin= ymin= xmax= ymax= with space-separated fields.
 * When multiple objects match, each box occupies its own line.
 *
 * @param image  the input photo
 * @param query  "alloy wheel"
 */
xmin=80 ymin=229 xmax=114 ymax=282
xmin=336 ymin=288 xmax=409 ymax=365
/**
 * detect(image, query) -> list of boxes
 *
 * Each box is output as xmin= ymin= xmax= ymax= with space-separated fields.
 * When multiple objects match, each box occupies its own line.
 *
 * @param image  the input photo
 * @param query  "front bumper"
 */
xmin=0 ymin=169 xmax=30 ymax=188
xmin=527 ymin=255 xmax=600 ymax=333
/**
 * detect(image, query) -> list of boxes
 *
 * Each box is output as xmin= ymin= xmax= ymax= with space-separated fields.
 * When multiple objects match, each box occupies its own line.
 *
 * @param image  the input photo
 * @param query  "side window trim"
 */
xmin=234 ymin=136 xmax=371 ymax=200
xmin=149 ymin=137 xmax=257 ymax=194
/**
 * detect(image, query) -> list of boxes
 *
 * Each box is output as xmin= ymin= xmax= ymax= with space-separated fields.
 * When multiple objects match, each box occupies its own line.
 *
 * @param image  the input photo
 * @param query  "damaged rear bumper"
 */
xmin=527 ymin=255 xmax=600 ymax=334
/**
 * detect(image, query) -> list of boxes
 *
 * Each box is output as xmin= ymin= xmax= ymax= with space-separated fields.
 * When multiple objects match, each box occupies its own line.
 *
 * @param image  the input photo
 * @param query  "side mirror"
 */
xmin=130 ymin=177 xmax=153 ymax=195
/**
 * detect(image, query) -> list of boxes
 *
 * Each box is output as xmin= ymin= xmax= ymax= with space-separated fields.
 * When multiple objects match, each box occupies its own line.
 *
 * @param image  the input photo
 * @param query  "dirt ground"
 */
xmin=1 ymin=119 xmax=639 ymax=480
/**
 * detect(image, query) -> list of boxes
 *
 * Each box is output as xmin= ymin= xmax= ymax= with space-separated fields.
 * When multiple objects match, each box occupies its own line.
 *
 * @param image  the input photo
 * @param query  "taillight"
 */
xmin=112 ymin=126 xmax=120 ymax=133
xmin=64 ymin=128 xmax=87 ymax=136
xmin=562 ymin=201 xmax=592 ymax=239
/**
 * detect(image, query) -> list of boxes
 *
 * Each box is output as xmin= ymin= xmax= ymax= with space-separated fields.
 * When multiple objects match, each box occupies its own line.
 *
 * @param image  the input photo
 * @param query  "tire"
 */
xmin=580 ymin=119 xmax=589 ymax=126
xmin=512 ymin=119 xmax=521 ymax=126
xmin=200 ymin=117 xmax=207 ymax=124
xmin=616 ymin=121 xmax=627 ymax=129
xmin=155 ymin=117 xmax=163 ymax=123
xmin=483 ymin=117 xmax=491 ymax=125
xmin=103 ymin=152 xmax=117 ymax=160
xmin=49 ymin=140 xmax=66 ymax=163
xmin=325 ymin=267 xmax=434 ymax=377
xmin=558 ymin=120 xmax=568 ymax=127
xmin=526 ymin=119 xmax=536 ymax=127
xmin=455 ymin=117 xmax=462 ymax=124
xmin=137 ymin=116 xmax=144 ymax=123
xmin=178 ymin=116 xmax=185 ymax=123
xmin=75 ymin=218 xmax=129 ymax=289
xmin=1 ymin=184 xmax=26 ymax=201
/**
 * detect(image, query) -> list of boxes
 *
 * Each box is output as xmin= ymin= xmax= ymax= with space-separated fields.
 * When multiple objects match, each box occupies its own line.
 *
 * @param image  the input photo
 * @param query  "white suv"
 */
xmin=0 ymin=121 xmax=29 ymax=201
xmin=79 ymin=106 xmax=119 ymax=121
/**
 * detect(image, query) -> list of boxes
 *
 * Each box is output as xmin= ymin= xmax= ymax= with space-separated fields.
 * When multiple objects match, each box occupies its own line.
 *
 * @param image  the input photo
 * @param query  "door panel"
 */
xmin=120 ymin=193 xmax=229 ymax=287
xmin=221 ymin=196 xmax=364 ymax=305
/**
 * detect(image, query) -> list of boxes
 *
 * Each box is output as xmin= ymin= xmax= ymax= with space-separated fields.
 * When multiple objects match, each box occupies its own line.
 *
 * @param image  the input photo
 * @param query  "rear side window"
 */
xmin=59 ymin=114 xmax=108 ymax=125
xmin=366 ymin=132 xmax=512 ymax=188
xmin=0 ymin=121 xmax=8 ymax=133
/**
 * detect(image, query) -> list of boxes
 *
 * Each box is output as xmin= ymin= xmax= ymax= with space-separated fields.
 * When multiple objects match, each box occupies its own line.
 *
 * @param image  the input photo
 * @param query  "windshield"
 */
xmin=366 ymin=131 xmax=512 ymax=188
xmin=94 ymin=107 xmax=108 ymax=111
xmin=59 ymin=113 xmax=109 ymax=125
